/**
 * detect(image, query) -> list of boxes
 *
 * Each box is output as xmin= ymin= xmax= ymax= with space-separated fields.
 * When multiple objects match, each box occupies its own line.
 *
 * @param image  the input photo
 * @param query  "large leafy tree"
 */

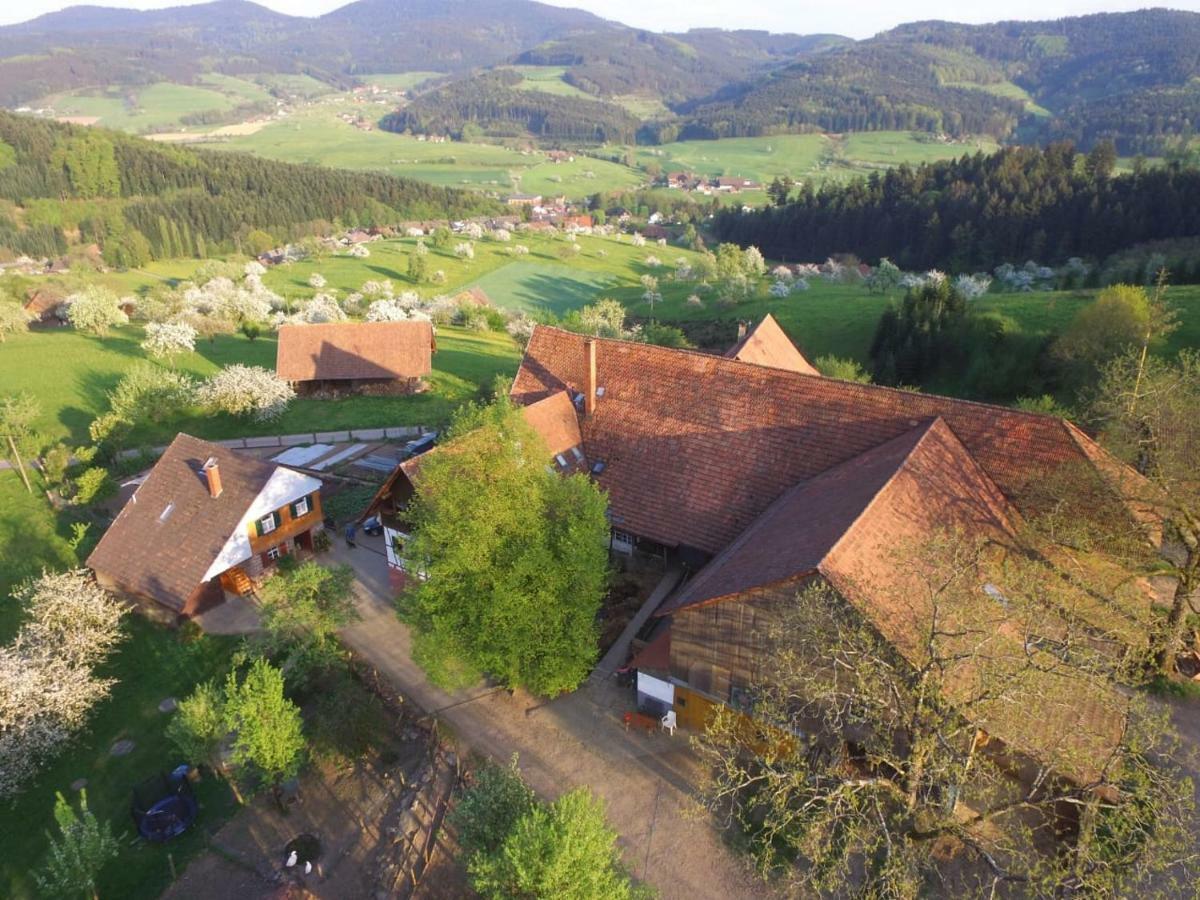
xmin=222 ymin=658 xmax=304 ymax=788
xmin=452 ymin=758 xmax=647 ymax=900
xmin=399 ymin=396 xmax=610 ymax=696
xmin=257 ymin=561 xmax=359 ymax=686
xmin=695 ymin=537 xmax=1197 ymax=897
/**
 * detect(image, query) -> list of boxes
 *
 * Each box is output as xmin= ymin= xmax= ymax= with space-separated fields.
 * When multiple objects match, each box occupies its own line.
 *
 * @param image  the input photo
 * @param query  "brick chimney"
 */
xmin=202 ymin=457 xmax=223 ymax=499
xmin=584 ymin=338 xmax=597 ymax=417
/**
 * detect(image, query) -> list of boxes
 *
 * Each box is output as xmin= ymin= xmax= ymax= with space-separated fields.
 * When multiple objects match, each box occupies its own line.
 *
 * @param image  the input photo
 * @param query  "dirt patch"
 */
xmin=599 ymin=567 xmax=665 ymax=653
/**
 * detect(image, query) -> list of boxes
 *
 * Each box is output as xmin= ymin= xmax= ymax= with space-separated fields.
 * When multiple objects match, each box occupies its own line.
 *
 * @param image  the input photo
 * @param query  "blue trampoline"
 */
xmin=132 ymin=765 xmax=198 ymax=842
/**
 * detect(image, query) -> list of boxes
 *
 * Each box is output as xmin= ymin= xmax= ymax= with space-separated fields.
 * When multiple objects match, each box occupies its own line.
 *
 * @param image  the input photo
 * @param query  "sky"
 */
xmin=2 ymin=0 xmax=1199 ymax=39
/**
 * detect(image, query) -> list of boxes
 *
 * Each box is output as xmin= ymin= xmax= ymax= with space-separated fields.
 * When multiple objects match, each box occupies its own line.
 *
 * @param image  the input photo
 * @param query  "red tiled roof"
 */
xmin=511 ymin=326 xmax=1095 ymax=554
xmin=86 ymin=434 xmax=277 ymax=611
xmin=725 ymin=314 xmax=819 ymax=375
xmin=276 ymin=321 xmax=434 ymax=382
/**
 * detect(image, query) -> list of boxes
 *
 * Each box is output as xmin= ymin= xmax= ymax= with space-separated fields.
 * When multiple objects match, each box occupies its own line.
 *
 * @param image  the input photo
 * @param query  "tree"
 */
xmin=639 ymin=323 xmax=691 ymax=349
xmin=470 ymin=788 xmax=644 ymax=900
xmin=694 ymin=538 xmax=1197 ymax=896
xmin=570 ymin=298 xmax=629 ymax=339
xmin=813 ymin=355 xmax=870 ymax=382
xmin=407 ymin=251 xmax=428 ymax=284
xmin=307 ymin=272 xmax=326 ymax=290
xmin=766 ymin=175 xmax=794 ymax=207
xmin=64 ymin=286 xmax=128 ymax=337
xmin=1 ymin=571 xmax=125 ymax=797
xmin=72 ymin=467 xmax=113 ymax=506
xmin=0 ymin=392 xmax=40 ymax=493
xmin=400 ymin=397 xmax=610 ymax=695
xmin=245 ymin=229 xmax=276 ymax=255
xmin=197 ymin=365 xmax=295 ymax=421
xmin=1088 ymin=349 xmax=1200 ymax=675
xmin=256 ymin=562 xmax=359 ymax=686
xmin=452 ymin=758 xmax=646 ymax=900
xmin=140 ymin=321 xmax=197 ymax=361
xmin=0 ymin=298 xmax=32 ymax=342
xmin=1054 ymin=284 xmax=1159 ymax=381
xmin=166 ymin=680 xmax=226 ymax=773
xmin=34 ymin=790 xmax=118 ymax=900
xmin=105 ymin=363 xmax=196 ymax=425
xmin=450 ymin=756 xmax=537 ymax=858
xmin=222 ymin=657 xmax=304 ymax=788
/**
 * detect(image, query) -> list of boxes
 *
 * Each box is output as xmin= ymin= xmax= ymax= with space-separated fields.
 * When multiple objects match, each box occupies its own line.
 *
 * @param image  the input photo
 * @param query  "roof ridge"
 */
xmin=817 ymin=418 xmax=944 ymax=571
xmin=528 ymin=325 xmax=1074 ymax=425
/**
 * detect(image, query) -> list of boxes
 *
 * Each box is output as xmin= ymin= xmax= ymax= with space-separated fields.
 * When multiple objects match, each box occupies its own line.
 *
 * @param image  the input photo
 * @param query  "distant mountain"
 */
xmin=1 ymin=3 xmax=1197 ymax=153
xmin=0 ymin=0 xmax=615 ymax=105
xmin=675 ymin=9 xmax=1200 ymax=153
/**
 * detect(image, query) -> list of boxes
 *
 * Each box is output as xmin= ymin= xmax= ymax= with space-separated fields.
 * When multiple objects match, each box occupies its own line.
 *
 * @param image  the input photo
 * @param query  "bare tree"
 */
xmin=693 ymin=536 xmax=1197 ymax=897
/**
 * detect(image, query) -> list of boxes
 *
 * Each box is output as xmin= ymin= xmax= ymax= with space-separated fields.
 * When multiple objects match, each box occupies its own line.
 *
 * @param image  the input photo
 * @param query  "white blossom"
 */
xmin=347 ymin=244 xmax=370 ymax=259
xmin=454 ymin=242 xmax=475 ymax=260
xmin=645 ymin=255 xmax=662 ymax=268
xmin=770 ymin=265 xmax=794 ymax=282
xmin=631 ymin=233 xmax=646 ymax=247
xmin=953 ymin=273 xmax=992 ymax=300
xmin=743 ymin=246 xmax=766 ymax=277
xmin=364 ymin=298 xmax=411 ymax=322
xmin=510 ymin=244 xmax=530 ymax=256
xmin=406 ymin=227 xmax=426 ymax=238
xmin=491 ymin=228 xmax=512 ymax=242
xmin=301 ymin=293 xmax=346 ymax=323
xmin=64 ymin=286 xmax=128 ymax=335
xmin=769 ymin=281 xmax=791 ymax=298
xmin=308 ymin=273 xmax=327 ymax=289
xmin=197 ymin=365 xmax=295 ymax=421
xmin=361 ymin=279 xmax=394 ymax=299
xmin=244 ymin=260 xmax=267 ymax=278
xmin=462 ymin=222 xmax=484 ymax=240
xmin=140 ymin=321 xmax=197 ymax=358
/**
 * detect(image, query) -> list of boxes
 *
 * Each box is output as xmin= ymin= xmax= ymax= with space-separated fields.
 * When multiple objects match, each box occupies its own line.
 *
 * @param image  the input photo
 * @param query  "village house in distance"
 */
xmin=87 ymin=434 xmax=324 ymax=621
xmin=276 ymin=320 xmax=435 ymax=396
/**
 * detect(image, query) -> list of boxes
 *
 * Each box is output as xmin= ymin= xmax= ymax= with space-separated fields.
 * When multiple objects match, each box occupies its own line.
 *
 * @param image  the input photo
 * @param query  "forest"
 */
xmin=0 ymin=112 xmax=497 ymax=262
xmin=380 ymin=71 xmax=642 ymax=145
xmin=714 ymin=143 xmax=1200 ymax=275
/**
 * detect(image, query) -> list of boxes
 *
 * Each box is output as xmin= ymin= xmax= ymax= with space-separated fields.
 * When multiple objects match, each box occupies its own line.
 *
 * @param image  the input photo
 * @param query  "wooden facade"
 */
xmin=247 ymin=490 xmax=324 ymax=566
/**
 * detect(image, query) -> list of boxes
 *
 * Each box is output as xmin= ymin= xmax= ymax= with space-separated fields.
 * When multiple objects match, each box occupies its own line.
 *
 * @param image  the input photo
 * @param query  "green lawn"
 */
xmin=465 ymin=262 xmax=620 ymax=317
xmin=0 ymin=470 xmax=240 ymax=900
xmin=359 ymin=72 xmax=446 ymax=91
xmin=0 ymin=323 xmax=520 ymax=447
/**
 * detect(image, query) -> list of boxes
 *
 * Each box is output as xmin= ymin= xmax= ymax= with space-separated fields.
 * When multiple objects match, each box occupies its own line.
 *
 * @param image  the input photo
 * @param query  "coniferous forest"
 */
xmin=0 ymin=112 xmax=498 ymax=262
xmin=715 ymin=144 xmax=1200 ymax=274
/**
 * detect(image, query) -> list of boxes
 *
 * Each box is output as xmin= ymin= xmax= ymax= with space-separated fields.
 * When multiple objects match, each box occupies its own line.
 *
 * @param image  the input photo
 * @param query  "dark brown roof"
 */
xmin=276 ymin=321 xmax=434 ymax=383
xmin=86 ymin=434 xmax=277 ymax=611
xmin=725 ymin=314 xmax=819 ymax=375
xmin=511 ymin=326 xmax=1110 ymax=554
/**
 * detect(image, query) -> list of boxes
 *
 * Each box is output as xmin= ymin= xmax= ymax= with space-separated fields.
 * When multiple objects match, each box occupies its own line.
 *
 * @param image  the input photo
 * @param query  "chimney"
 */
xmin=736 ymin=320 xmax=748 ymax=341
xmin=202 ymin=457 xmax=223 ymax=499
xmin=584 ymin=338 xmax=597 ymax=417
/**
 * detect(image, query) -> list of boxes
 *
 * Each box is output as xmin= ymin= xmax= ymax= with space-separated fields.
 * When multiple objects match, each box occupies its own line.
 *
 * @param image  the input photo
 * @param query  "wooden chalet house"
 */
xmin=88 ymin=434 xmax=324 ymax=622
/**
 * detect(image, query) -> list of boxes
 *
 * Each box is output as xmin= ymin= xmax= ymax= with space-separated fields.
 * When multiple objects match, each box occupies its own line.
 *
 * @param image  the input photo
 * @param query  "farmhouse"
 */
xmin=366 ymin=317 xmax=1153 ymax=796
xmin=87 ymin=434 xmax=324 ymax=621
xmin=511 ymin=325 xmax=1149 ymax=786
xmin=714 ymin=176 xmax=760 ymax=192
xmin=276 ymin=321 xmax=435 ymax=396
xmin=22 ymin=287 xmax=67 ymax=324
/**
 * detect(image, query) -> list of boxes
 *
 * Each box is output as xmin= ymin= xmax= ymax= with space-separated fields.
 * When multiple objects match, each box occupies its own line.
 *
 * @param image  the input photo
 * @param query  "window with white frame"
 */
xmin=293 ymin=496 xmax=309 ymax=518
xmin=259 ymin=513 xmax=278 ymax=535
xmin=266 ymin=546 xmax=282 ymax=561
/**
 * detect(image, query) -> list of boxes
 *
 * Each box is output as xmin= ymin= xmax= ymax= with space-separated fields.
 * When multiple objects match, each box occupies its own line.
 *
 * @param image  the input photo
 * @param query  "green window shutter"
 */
xmin=253 ymin=517 xmax=264 ymax=537
xmin=288 ymin=501 xmax=298 ymax=519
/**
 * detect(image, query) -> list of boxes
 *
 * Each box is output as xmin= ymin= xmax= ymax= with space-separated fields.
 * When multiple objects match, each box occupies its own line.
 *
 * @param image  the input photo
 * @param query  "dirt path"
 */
xmin=331 ymin=536 xmax=765 ymax=900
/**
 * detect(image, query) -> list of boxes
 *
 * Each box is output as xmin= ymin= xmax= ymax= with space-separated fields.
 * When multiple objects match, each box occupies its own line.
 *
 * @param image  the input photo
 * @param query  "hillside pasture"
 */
xmin=39 ymin=77 xmax=272 ymax=132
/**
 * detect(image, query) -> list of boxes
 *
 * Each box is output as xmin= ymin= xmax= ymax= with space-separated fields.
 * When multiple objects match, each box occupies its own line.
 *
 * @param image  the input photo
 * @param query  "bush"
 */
xmin=197 ymin=365 xmax=295 ymax=421
xmin=73 ymin=467 xmax=114 ymax=505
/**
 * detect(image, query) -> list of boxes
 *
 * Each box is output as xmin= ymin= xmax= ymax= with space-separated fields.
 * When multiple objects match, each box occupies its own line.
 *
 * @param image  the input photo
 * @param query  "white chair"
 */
xmin=660 ymin=710 xmax=677 ymax=736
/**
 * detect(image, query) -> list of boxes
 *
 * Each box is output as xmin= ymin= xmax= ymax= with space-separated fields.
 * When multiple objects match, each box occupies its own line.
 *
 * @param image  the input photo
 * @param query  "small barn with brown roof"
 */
xmin=23 ymin=288 xmax=67 ymax=324
xmin=276 ymin=321 xmax=435 ymax=396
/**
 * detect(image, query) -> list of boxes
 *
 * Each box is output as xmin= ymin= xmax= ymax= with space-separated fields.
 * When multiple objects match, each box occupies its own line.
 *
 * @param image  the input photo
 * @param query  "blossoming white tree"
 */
xmin=348 ymin=244 xmax=370 ymax=259
xmin=491 ymin=228 xmax=511 ymax=242
xmin=364 ymin=298 xmax=410 ymax=322
xmin=301 ymin=293 xmax=346 ymax=323
xmin=454 ymin=242 xmax=475 ymax=260
xmin=197 ymin=365 xmax=295 ymax=421
xmin=770 ymin=281 xmax=791 ymax=298
xmin=244 ymin=260 xmax=267 ymax=278
xmin=141 ymin=321 xmax=198 ymax=360
xmin=0 ymin=570 xmax=126 ymax=797
xmin=308 ymin=273 xmax=327 ymax=289
xmin=65 ymin=286 xmax=128 ymax=336
xmin=743 ymin=246 xmax=766 ymax=277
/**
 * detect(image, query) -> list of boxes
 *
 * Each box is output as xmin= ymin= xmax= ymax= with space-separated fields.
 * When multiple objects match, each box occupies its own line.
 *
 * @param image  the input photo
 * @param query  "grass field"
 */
xmin=636 ymin=132 xmax=1001 ymax=186
xmin=501 ymin=65 xmax=592 ymax=99
xmin=0 ymin=323 xmax=519 ymax=447
xmin=205 ymin=104 xmax=643 ymax=198
xmin=39 ymin=77 xmax=273 ymax=132
xmin=465 ymin=262 xmax=621 ymax=316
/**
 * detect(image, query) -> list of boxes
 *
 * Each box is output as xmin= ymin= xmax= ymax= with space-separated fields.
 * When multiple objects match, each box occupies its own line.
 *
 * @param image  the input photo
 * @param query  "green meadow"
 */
xmin=39 ymin=76 xmax=273 ymax=132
